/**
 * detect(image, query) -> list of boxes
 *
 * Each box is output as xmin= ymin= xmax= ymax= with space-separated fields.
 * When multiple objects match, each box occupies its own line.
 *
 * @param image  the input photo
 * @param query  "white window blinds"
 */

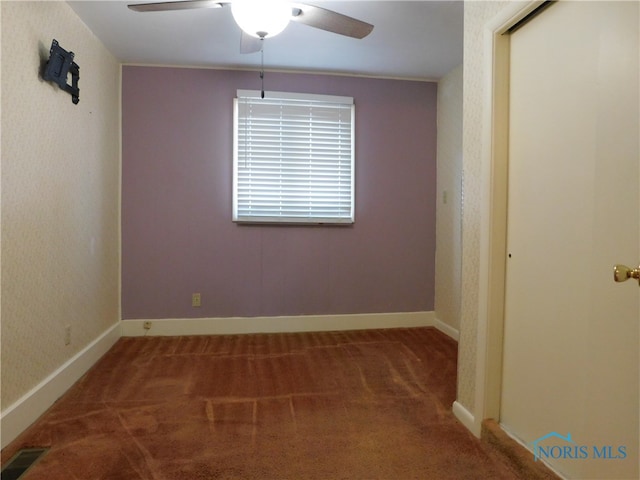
xmin=233 ymin=90 xmax=355 ymax=224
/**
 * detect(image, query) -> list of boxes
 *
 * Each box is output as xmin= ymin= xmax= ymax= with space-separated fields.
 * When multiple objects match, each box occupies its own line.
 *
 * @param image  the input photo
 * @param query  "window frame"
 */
xmin=233 ymin=90 xmax=355 ymax=225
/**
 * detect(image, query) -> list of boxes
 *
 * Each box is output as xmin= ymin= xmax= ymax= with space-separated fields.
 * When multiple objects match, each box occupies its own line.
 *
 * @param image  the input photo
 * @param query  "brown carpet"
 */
xmin=3 ymin=327 xmax=524 ymax=479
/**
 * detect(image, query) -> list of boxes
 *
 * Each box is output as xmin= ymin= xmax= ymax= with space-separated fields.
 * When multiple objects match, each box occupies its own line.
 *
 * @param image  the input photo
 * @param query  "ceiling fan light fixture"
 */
xmin=231 ymin=0 xmax=291 ymax=39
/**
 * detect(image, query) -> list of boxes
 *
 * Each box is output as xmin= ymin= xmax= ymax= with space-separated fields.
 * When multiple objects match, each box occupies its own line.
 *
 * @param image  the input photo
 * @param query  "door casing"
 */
xmin=468 ymin=0 xmax=551 ymax=436
xmin=470 ymin=0 xmax=639 ymax=450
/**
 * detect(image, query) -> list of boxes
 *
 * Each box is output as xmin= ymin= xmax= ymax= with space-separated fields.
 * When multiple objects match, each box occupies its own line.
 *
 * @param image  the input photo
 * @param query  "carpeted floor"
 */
xmin=3 ymin=327 xmax=527 ymax=479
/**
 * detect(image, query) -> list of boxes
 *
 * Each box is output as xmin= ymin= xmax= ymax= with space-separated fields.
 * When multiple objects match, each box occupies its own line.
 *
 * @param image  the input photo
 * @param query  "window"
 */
xmin=233 ymin=90 xmax=355 ymax=224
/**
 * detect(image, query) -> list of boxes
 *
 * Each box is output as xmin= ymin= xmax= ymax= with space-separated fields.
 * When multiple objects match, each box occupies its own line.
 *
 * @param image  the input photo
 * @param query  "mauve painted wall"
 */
xmin=122 ymin=66 xmax=437 ymax=320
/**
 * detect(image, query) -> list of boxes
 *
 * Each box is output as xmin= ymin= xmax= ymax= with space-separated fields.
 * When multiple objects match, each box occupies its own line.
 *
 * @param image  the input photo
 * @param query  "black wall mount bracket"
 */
xmin=43 ymin=39 xmax=80 ymax=104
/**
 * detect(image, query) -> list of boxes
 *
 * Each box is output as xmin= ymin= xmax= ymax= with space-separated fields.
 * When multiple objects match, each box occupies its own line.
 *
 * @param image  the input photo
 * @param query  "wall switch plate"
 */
xmin=192 ymin=293 xmax=201 ymax=307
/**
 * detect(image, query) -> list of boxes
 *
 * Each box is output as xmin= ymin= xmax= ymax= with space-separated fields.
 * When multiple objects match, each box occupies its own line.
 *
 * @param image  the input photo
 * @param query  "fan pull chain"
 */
xmin=260 ymin=39 xmax=265 ymax=99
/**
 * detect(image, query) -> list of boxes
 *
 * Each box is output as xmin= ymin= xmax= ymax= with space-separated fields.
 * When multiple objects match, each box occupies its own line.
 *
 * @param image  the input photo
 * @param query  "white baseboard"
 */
xmin=452 ymin=400 xmax=479 ymax=437
xmin=0 ymin=323 xmax=121 ymax=449
xmin=434 ymin=317 xmax=460 ymax=341
xmin=121 ymin=311 xmax=436 ymax=337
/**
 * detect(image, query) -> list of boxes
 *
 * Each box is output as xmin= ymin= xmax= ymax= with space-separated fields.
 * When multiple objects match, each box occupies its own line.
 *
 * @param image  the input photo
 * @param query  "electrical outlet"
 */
xmin=64 ymin=325 xmax=71 ymax=345
xmin=192 ymin=293 xmax=201 ymax=307
xmin=143 ymin=321 xmax=152 ymax=330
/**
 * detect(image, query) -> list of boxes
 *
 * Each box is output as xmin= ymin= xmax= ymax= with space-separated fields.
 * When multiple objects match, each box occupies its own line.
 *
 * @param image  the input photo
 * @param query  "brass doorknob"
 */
xmin=613 ymin=264 xmax=640 ymax=286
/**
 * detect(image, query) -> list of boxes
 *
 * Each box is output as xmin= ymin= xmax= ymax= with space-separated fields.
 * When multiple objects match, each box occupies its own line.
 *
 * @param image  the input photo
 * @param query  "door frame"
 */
xmin=471 ymin=0 xmax=548 ymax=437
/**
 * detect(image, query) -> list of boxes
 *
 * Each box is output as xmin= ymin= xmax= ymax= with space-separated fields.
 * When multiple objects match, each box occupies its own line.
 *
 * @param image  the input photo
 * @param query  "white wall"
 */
xmin=1 ymin=1 xmax=120 ymax=438
xmin=457 ymin=0 xmax=511 ymax=416
xmin=435 ymin=64 xmax=463 ymax=338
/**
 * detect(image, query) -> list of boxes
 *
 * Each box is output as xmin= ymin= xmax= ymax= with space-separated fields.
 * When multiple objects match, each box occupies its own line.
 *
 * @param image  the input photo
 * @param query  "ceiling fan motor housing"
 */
xmin=230 ymin=0 xmax=291 ymax=38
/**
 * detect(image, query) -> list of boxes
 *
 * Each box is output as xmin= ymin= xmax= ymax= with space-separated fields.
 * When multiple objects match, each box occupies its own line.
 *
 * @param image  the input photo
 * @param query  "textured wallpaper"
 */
xmin=1 ymin=2 xmax=120 ymax=410
xmin=457 ymin=0 xmax=511 ymax=415
xmin=435 ymin=64 xmax=463 ymax=332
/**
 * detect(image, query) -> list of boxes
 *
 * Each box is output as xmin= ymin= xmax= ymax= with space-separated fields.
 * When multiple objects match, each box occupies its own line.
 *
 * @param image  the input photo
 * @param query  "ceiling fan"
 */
xmin=127 ymin=0 xmax=374 ymax=53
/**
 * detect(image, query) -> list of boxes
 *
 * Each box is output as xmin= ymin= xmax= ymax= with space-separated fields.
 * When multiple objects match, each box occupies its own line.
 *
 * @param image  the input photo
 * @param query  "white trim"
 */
xmin=0 ymin=323 xmax=121 ymax=449
xmin=472 ymin=0 xmax=545 ymax=439
xmin=237 ymin=89 xmax=353 ymax=105
xmin=120 ymin=63 xmax=439 ymax=83
xmin=433 ymin=317 xmax=459 ymax=341
xmin=121 ymin=311 xmax=435 ymax=337
xmin=118 ymin=63 xmax=124 ymax=326
xmin=452 ymin=401 xmax=477 ymax=435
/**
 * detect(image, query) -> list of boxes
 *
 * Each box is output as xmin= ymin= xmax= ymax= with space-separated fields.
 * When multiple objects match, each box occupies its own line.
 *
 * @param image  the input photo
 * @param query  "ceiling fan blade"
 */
xmin=290 ymin=3 xmax=373 ymax=39
xmin=240 ymin=31 xmax=263 ymax=54
xmin=128 ymin=0 xmax=223 ymax=12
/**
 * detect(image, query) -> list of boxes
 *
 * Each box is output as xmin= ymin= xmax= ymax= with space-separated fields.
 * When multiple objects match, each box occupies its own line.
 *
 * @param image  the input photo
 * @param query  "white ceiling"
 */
xmin=68 ymin=1 xmax=463 ymax=80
